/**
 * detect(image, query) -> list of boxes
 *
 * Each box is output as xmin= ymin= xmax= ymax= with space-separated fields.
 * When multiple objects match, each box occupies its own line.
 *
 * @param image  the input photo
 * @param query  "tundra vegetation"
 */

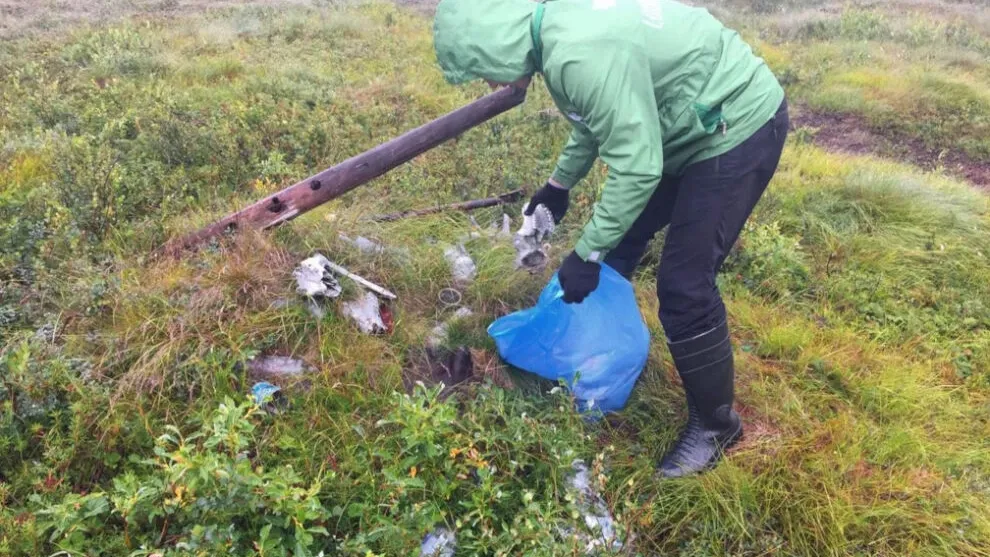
xmin=1 ymin=0 xmax=989 ymax=555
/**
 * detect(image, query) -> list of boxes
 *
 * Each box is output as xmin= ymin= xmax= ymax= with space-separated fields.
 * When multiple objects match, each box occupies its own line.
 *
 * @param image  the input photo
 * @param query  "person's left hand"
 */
xmin=558 ymin=251 xmax=600 ymax=304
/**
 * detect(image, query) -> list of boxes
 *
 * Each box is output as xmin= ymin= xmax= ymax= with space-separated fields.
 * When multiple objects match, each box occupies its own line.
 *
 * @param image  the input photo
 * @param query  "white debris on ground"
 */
xmin=339 ymin=233 xmax=385 ymax=255
xmin=557 ymin=460 xmax=624 ymax=555
xmin=322 ymin=258 xmax=397 ymax=300
xmin=452 ymin=306 xmax=474 ymax=320
xmin=246 ymin=355 xmax=311 ymax=378
xmin=514 ymin=203 xmax=555 ymax=272
xmin=427 ymin=307 xmax=474 ymax=347
xmin=444 ymin=244 xmax=477 ymax=284
xmin=340 ymin=232 xmax=413 ymax=264
xmin=419 ymin=527 xmax=456 ymax=557
xmin=292 ymin=253 xmax=396 ymax=327
xmin=342 ymin=291 xmax=387 ymax=334
xmin=294 ymin=254 xmax=342 ymax=298
xmin=498 ymin=213 xmax=512 ymax=239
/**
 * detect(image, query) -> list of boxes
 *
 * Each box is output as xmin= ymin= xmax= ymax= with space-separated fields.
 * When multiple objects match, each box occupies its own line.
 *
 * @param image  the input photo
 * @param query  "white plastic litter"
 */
xmin=517 ymin=203 xmax=555 ymax=241
xmin=427 ymin=307 xmax=474 ymax=347
xmin=482 ymin=213 xmax=513 ymax=239
xmin=339 ymin=234 xmax=386 ymax=255
xmin=452 ymin=306 xmax=474 ymax=319
xmin=420 ymin=527 xmax=456 ymax=557
xmin=322 ymin=259 xmax=397 ymax=300
xmin=514 ymin=203 xmax=555 ymax=271
xmin=444 ymin=244 xmax=477 ymax=284
xmin=557 ymin=460 xmax=624 ymax=555
xmin=499 ymin=213 xmax=512 ymax=239
xmin=294 ymin=254 xmax=342 ymax=298
xmin=342 ymin=292 xmax=387 ymax=334
xmin=247 ymin=356 xmax=310 ymax=378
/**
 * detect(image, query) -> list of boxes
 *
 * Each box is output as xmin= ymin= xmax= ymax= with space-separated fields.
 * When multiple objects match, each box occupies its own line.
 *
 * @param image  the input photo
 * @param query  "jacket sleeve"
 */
xmin=558 ymin=46 xmax=663 ymax=262
xmin=551 ymin=125 xmax=599 ymax=189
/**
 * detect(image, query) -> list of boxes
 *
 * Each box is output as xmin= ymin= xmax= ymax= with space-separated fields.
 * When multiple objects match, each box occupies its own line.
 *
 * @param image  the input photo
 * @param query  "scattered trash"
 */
xmin=322 ymin=258 xmax=398 ymax=300
xmin=444 ymin=244 xmax=477 ymax=284
xmin=438 ymin=288 xmax=463 ymax=307
xmin=557 ymin=460 xmax=624 ymax=554
xmin=380 ymin=303 xmax=395 ymax=334
xmin=342 ymin=292 xmax=388 ymax=334
xmin=428 ymin=307 xmax=474 ymax=347
xmin=419 ymin=527 xmax=457 ymax=557
xmin=339 ymin=233 xmax=385 ymax=255
xmin=247 ymin=355 xmax=310 ymax=379
xmin=293 ymin=255 xmax=341 ymax=318
xmin=453 ymin=306 xmax=474 ymax=319
xmin=295 ymin=253 xmax=396 ymax=303
xmin=294 ymin=253 xmax=397 ymax=328
xmin=293 ymin=255 xmax=342 ymax=299
xmin=488 ymin=264 xmax=650 ymax=414
xmin=339 ymin=233 xmax=413 ymax=263
xmin=514 ymin=203 xmax=555 ymax=271
xmin=252 ymin=382 xmax=287 ymax=414
xmin=498 ymin=213 xmax=512 ymax=239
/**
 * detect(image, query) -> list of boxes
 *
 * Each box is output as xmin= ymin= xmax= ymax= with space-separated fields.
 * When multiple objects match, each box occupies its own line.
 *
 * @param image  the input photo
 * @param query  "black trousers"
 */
xmin=603 ymin=100 xmax=789 ymax=343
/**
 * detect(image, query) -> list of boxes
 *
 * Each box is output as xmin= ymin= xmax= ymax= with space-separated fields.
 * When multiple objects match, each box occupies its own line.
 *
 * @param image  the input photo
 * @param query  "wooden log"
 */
xmin=369 ymin=188 xmax=525 ymax=223
xmin=159 ymin=86 xmax=528 ymax=256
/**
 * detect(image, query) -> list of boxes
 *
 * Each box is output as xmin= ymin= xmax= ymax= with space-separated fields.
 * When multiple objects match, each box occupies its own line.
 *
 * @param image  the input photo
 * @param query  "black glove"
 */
xmin=558 ymin=251 xmax=601 ymax=304
xmin=524 ymin=182 xmax=569 ymax=224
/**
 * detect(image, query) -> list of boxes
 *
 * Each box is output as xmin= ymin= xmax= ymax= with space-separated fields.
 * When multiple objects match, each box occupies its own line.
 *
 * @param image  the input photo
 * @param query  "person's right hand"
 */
xmin=524 ymin=181 xmax=569 ymax=224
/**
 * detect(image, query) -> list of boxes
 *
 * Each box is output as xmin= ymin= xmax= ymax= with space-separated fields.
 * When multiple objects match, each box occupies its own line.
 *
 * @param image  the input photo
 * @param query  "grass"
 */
xmin=726 ymin=0 xmax=990 ymax=161
xmin=2 ymin=0 xmax=990 ymax=555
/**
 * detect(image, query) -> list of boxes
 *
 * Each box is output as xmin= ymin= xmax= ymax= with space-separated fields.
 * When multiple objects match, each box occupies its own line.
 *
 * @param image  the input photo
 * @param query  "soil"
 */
xmin=402 ymin=345 xmax=514 ymax=394
xmin=791 ymin=106 xmax=990 ymax=189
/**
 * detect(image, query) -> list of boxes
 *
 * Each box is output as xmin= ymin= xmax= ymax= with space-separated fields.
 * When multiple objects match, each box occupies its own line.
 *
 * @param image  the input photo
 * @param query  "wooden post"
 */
xmin=160 ymin=86 xmax=528 ymax=255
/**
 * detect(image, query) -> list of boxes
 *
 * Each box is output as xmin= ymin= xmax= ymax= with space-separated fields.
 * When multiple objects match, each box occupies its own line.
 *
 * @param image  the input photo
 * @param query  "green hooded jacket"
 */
xmin=434 ymin=0 xmax=784 ymax=262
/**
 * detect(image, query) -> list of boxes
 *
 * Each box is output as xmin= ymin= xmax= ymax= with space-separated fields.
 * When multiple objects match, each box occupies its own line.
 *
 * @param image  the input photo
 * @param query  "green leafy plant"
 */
xmin=723 ymin=221 xmax=810 ymax=299
xmin=32 ymin=398 xmax=332 ymax=556
xmin=3 ymin=2 xmax=990 ymax=556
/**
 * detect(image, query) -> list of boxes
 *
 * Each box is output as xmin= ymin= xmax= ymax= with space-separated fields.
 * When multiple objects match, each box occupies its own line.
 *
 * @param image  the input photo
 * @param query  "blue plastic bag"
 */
xmin=488 ymin=264 xmax=650 ymax=414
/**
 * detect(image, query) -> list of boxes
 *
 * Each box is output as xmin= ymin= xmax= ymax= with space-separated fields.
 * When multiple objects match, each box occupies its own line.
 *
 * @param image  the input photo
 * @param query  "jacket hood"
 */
xmin=433 ymin=0 xmax=539 ymax=85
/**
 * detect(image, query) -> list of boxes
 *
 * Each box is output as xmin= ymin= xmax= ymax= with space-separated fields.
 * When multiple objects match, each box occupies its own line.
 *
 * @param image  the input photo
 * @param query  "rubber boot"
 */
xmin=658 ymin=321 xmax=743 ymax=478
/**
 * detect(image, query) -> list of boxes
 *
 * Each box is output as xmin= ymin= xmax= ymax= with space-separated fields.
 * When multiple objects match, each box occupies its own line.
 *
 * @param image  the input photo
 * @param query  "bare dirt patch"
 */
xmin=792 ymin=106 xmax=990 ymax=188
xmin=402 ymin=346 xmax=514 ymax=394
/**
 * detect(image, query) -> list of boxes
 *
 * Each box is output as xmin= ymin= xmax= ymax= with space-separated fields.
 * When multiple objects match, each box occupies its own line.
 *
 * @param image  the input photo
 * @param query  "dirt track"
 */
xmin=791 ymin=107 xmax=990 ymax=188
